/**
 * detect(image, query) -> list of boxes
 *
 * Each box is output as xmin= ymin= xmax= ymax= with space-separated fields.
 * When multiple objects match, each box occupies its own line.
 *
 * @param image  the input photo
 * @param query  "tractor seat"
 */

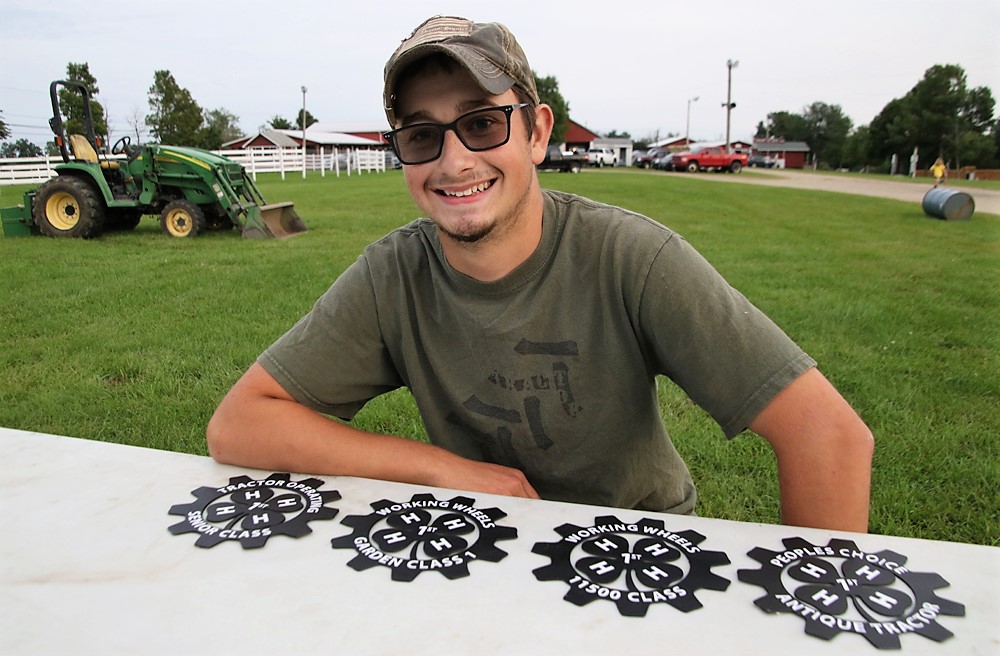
xmin=68 ymin=134 xmax=120 ymax=170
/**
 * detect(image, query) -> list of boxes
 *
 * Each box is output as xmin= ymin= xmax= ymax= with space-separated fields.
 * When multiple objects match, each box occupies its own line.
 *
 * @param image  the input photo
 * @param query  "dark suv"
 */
xmin=633 ymin=148 xmax=668 ymax=169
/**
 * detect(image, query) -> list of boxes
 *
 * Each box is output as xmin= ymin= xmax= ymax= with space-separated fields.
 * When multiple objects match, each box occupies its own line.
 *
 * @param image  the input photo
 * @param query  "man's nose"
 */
xmin=438 ymin=128 xmax=474 ymax=170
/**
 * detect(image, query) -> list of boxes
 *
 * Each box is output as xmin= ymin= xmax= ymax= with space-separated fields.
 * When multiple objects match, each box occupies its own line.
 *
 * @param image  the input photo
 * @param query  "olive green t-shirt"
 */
xmin=260 ymin=189 xmax=815 ymax=513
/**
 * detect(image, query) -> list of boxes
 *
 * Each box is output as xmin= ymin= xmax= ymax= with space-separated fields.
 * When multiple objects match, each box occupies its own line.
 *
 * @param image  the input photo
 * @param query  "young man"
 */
xmin=207 ymin=16 xmax=874 ymax=531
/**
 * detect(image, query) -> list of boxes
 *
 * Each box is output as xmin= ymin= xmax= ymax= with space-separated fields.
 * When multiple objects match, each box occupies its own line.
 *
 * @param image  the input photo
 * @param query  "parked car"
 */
xmin=748 ymin=154 xmax=776 ymax=168
xmin=651 ymin=151 xmax=675 ymax=171
xmin=537 ymin=145 xmax=588 ymax=173
xmin=632 ymin=149 xmax=656 ymax=168
xmin=634 ymin=147 xmax=668 ymax=169
xmin=587 ymin=147 xmax=617 ymax=167
xmin=672 ymin=144 xmax=748 ymax=173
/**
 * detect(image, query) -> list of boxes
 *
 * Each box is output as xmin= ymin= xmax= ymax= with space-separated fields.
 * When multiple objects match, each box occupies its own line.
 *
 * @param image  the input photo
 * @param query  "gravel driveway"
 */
xmin=674 ymin=168 xmax=1000 ymax=216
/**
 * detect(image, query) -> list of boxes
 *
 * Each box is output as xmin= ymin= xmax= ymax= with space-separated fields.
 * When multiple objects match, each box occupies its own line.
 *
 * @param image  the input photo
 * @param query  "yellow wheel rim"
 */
xmin=164 ymin=208 xmax=194 ymax=237
xmin=45 ymin=191 xmax=81 ymax=231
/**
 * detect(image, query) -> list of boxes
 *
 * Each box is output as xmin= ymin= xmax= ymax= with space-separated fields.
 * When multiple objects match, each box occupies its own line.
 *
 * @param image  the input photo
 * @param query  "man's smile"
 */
xmin=436 ymin=179 xmax=495 ymax=198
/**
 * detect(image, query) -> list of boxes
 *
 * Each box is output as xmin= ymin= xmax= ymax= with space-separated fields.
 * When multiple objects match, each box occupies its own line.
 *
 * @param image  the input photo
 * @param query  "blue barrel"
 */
xmin=922 ymin=187 xmax=975 ymax=221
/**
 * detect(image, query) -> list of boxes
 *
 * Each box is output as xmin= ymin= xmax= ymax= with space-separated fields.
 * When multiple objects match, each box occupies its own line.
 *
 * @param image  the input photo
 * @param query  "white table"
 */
xmin=2 ymin=428 xmax=997 ymax=654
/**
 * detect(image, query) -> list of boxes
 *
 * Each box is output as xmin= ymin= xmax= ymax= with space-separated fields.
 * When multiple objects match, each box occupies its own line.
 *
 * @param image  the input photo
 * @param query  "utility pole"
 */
xmin=686 ymin=96 xmax=699 ymax=145
xmin=301 ymin=86 xmax=308 ymax=178
xmin=723 ymin=59 xmax=738 ymax=153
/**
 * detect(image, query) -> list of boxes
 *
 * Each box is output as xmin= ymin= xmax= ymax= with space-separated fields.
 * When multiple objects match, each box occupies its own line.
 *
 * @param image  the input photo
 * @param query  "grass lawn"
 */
xmin=1 ymin=169 xmax=997 ymax=546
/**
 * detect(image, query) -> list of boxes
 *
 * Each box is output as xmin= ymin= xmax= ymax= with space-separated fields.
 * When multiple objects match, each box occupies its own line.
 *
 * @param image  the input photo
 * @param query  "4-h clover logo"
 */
xmin=575 ymin=532 xmax=685 ymax=588
xmin=331 ymin=493 xmax=516 ymax=581
xmin=738 ymin=536 xmax=965 ymax=649
xmin=168 ymin=473 xmax=340 ymax=548
xmin=532 ymin=515 xmax=731 ymax=617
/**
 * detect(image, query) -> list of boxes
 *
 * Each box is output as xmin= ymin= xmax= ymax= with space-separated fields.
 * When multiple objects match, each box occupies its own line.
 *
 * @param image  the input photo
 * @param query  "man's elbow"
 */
xmin=841 ymin=413 xmax=875 ymax=468
xmin=205 ymin=404 xmax=236 ymax=464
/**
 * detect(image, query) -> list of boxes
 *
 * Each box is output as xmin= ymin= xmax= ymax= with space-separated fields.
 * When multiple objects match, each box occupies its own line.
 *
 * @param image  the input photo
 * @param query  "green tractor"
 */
xmin=1 ymin=80 xmax=307 ymax=239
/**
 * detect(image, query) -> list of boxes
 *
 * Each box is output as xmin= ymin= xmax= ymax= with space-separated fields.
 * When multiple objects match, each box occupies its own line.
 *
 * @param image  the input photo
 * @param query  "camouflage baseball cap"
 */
xmin=383 ymin=16 xmax=539 ymax=126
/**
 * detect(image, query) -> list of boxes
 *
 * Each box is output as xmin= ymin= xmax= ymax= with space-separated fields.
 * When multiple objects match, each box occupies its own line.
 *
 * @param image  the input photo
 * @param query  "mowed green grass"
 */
xmin=1 ymin=168 xmax=996 ymax=545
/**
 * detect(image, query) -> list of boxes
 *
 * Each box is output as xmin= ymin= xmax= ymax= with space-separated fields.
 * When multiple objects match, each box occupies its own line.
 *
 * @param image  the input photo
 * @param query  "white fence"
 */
xmin=0 ymin=147 xmax=391 ymax=187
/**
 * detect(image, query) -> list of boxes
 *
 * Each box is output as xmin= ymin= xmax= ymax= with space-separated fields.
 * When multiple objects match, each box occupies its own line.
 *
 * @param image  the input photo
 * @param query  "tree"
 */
xmin=125 ymin=105 xmax=147 ymax=143
xmin=756 ymin=104 xmax=851 ymax=169
xmin=867 ymin=97 xmax=914 ymax=172
xmin=534 ymin=71 xmax=570 ymax=144
xmin=757 ymin=111 xmax=810 ymax=141
xmin=59 ymin=63 xmax=108 ymax=139
xmin=269 ymin=115 xmax=293 ymax=130
xmin=604 ymin=130 xmax=631 ymax=139
xmin=841 ymin=125 xmax=871 ymax=171
xmin=0 ymin=138 xmax=43 ymax=158
xmin=201 ymin=108 xmax=243 ymax=149
xmin=802 ymin=102 xmax=853 ymax=169
xmin=295 ymin=110 xmax=318 ymax=131
xmin=868 ymin=64 xmax=997 ymax=168
xmin=146 ymin=70 xmax=204 ymax=146
xmin=0 ymin=110 xmax=10 ymax=140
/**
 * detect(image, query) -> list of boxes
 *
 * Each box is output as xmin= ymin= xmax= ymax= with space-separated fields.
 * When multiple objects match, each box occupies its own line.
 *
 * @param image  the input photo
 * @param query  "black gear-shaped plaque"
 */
xmin=330 ymin=493 xmax=517 ymax=581
xmin=738 ymin=536 xmax=966 ymax=649
xmin=168 ymin=473 xmax=341 ymax=549
xmin=532 ymin=514 xmax=731 ymax=617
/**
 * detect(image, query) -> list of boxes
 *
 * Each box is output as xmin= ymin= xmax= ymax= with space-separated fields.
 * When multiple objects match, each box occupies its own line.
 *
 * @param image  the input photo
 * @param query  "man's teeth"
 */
xmin=442 ymin=181 xmax=492 ymax=197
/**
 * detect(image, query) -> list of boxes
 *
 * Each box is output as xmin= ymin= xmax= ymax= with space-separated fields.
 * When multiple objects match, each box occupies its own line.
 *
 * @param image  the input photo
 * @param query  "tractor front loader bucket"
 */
xmin=241 ymin=202 xmax=308 ymax=239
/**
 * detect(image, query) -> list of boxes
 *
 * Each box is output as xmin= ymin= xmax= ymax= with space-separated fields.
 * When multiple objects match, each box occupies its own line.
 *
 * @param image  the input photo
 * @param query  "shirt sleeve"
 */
xmin=638 ymin=234 xmax=816 ymax=437
xmin=258 ymin=255 xmax=404 ymax=420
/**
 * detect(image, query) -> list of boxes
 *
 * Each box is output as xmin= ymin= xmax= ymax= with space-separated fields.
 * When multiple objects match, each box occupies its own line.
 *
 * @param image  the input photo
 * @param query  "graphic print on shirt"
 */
xmin=447 ymin=338 xmax=581 ymax=468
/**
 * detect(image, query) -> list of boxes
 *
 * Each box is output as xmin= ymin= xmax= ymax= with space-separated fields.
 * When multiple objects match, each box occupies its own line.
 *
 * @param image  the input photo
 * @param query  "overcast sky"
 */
xmin=3 ymin=0 xmax=998 ymax=147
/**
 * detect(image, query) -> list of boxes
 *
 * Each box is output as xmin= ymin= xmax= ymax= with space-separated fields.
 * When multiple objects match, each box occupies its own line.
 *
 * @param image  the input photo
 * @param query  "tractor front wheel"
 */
xmin=160 ymin=200 xmax=206 ymax=238
xmin=33 ymin=176 xmax=106 ymax=238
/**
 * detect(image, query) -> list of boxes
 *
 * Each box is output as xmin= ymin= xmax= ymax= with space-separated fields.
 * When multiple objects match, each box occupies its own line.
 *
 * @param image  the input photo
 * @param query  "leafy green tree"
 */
xmin=59 ymin=62 xmax=108 ymax=139
xmin=534 ymin=71 xmax=570 ymax=144
xmin=842 ymin=125 xmax=871 ymax=170
xmin=146 ymin=70 xmax=204 ymax=146
xmin=200 ymin=108 xmax=243 ymax=149
xmin=0 ymin=138 xmax=43 ymax=158
xmin=0 ymin=110 xmax=10 ymax=140
xmin=269 ymin=115 xmax=293 ymax=130
xmin=757 ymin=104 xmax=852 ymax=168
xmin=868 ymin=64 xmax=997 ymax=168
xmin=803 ymin=102 xmax=853 ymax=168
xmin=757 ymin=111 xmax=810 ymax=142
xmin=604 ymin=130 xmax=631 ymax=139
xmin=295 ymin=110 xmax=318 ymax=131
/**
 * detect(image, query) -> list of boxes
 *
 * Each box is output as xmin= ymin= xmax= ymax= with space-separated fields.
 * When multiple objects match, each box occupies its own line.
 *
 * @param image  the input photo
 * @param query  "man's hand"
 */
xmin=425 ymin=451 xmax=540 ymax=499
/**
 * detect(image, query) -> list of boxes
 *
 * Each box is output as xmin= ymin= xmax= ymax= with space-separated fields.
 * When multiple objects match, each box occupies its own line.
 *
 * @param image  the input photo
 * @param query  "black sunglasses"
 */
xmin=384 ymin=103 xmax=529 ymax=165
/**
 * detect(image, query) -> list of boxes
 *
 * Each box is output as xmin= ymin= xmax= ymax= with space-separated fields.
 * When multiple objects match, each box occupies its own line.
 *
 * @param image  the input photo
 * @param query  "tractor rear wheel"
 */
xmin=160 ymin=200 xmax=205 ymax=238
xmin=33 ymin=176 xmax=106 ymax=238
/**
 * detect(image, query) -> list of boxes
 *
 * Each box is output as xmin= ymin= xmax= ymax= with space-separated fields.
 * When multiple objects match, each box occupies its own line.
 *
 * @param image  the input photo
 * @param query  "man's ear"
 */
xmin=530 ymin=104 xmax=555 ymax=165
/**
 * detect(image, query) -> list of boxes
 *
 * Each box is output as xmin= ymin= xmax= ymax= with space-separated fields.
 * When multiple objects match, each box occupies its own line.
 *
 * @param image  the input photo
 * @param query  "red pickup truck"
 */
xmin=672 ymin=145 xmax=748 ymax=173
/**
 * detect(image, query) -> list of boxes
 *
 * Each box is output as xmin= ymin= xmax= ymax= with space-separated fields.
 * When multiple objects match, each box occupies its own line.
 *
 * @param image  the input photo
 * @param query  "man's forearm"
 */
xmin=774 ymin=429 xmax=873 ymax=532
xmin=206 ymin=364 xmax=538 ymax=498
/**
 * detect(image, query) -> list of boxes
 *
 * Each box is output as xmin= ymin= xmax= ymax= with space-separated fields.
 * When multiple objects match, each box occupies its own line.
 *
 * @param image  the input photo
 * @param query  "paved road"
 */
xmin=668 ymin=168 xmax=1000 ymax=216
